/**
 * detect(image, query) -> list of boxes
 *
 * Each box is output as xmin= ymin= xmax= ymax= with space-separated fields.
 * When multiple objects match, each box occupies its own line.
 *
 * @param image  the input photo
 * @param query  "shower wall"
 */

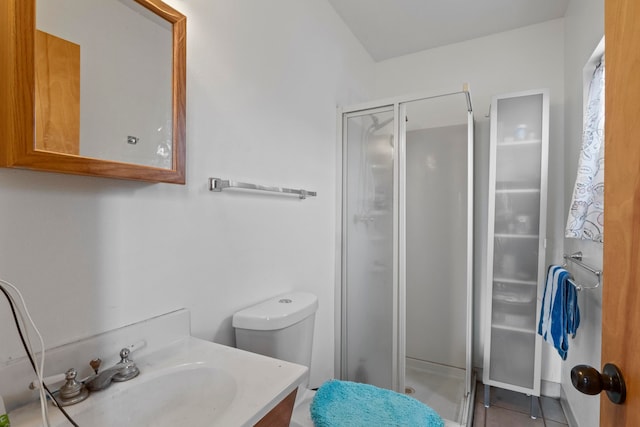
xmin=406 ymin=124 xmax=468 ymax=369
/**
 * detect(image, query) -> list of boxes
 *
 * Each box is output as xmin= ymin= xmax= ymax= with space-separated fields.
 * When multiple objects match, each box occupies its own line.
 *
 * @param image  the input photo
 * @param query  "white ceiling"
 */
xmin=327 ymin=0 xmax=570 ymax=61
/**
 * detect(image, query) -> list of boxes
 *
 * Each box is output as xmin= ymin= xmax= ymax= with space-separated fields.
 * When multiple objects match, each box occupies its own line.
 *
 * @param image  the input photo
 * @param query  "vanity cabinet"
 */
xmin=35 ymin=30 xmax=80 ymax=155
xmin=255 ymin=389 xmax=297 ymax=427
xmin=483 ymin=90 xmax=549 ymax=403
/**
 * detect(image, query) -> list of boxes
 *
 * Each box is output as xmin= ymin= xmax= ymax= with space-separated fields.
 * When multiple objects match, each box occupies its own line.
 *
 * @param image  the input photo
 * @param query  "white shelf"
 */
xmin=493 ymin=295 xmax=536 ymax=305
xmin=491 ymin=323 xmax=536 ymax=334
xmin=483 ymin=89 xmax=548 ymax=398
xmin=494 ymin=233 xmax=538 ymax=239
xmin=497 ymin=139 xmax=542 ymax=147
xmin=493 ymin=278 xmax=537 ymax=286
xmin=495 ymin=188 xmax=540 ymax=194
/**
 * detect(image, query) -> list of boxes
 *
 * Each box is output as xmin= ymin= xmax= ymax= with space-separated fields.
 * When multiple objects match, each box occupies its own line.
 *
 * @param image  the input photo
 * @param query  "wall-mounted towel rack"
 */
xmin=562 ymin=251 xmax=602 ymax=291
xmin=209 ymin=178 xmax=317 ymax=199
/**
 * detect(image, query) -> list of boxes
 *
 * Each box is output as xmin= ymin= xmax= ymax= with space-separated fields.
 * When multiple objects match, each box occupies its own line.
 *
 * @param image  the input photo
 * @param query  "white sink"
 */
xmin=68 ymin=366 xmax=237 ymax=426
xmin=9 ymin=337 xmax=307 ymax=427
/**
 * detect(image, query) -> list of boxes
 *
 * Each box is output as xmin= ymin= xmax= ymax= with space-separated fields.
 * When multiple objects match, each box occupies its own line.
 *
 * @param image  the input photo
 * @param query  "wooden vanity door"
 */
xmin=34 ymin=30 xmax=80 ymax=155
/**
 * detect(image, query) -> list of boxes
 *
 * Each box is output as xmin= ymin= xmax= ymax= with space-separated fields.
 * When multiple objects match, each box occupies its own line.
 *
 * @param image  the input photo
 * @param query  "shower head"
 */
xmin=369 ymin=116 xmax=393 ymax=132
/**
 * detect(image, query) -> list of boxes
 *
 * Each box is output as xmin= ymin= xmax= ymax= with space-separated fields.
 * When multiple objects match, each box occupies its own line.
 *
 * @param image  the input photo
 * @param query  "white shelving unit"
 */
xmin=483 ymin=89 xmax=549 ymax=418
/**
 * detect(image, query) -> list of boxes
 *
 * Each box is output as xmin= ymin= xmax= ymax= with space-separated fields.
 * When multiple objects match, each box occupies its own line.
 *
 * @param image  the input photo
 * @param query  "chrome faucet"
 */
xmin=85 ymin=348 xmax=140 ymax=391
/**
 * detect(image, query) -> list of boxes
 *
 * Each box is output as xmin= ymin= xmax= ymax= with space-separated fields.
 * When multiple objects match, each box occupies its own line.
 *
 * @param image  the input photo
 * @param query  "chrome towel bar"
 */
xmin=209 ymin=178 xmax=317 ymax=199
xmin=562 ymin=251 xmax=602 ymax=291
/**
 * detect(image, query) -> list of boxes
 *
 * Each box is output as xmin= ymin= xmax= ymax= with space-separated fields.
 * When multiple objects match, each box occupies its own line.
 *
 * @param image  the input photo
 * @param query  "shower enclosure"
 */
xmin=338 ymin=88 xmax=475 ymax=426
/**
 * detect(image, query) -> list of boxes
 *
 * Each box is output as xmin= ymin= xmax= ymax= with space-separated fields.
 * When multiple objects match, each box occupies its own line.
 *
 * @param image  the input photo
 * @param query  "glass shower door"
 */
xmin=341 ymin=107 xmax=397 ymax=390
xmin=399 ymin=94 xmax=474 ymax=424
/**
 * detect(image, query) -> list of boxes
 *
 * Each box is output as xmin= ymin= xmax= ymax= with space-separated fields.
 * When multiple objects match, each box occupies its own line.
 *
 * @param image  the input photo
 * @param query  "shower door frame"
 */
xmin=337 ymin=87 xmax=475 ymax=398
xmin=338 ymin=103 xmax=402 ymax=391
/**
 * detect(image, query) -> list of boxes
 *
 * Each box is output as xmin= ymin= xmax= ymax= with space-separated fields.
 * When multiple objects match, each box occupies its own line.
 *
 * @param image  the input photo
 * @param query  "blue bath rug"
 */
xmin=310 ymin=379 xmax=444 ymax=427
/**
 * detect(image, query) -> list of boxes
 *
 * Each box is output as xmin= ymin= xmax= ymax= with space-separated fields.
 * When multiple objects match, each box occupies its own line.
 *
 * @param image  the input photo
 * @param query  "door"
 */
xmin=339 ymin=89 xmax=474 ymax=400
xmin=341 ymin=106 xmax=398 ymax=390
xmin=399 ymin=94 xmax=474 ymax=398
xmin=602 ymin=0 xmax=640 ymax=424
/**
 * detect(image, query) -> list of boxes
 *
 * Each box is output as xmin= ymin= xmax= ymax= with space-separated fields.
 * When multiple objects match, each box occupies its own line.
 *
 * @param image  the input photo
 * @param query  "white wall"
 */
xmin=562 ymin=0 xmax=604 ymax=425
xmin=0 ymin=0 xmax=374 ymax=393
xmin=374 ymin=19 xmax=566 ymax=387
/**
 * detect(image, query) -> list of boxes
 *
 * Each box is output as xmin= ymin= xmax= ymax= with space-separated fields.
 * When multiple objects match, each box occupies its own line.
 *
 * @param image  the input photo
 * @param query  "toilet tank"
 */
xmin=232 ymin=292 xmax=318 ymax=368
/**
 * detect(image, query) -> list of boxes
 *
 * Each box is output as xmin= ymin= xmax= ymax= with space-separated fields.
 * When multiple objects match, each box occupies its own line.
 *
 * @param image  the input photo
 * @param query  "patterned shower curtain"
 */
xmin=565 ymin=58 xmax=605 ymax=243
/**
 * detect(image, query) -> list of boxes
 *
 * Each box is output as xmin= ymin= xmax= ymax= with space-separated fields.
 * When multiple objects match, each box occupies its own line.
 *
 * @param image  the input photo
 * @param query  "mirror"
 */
xmin=0 ymin=0 xmax=186 ymax=184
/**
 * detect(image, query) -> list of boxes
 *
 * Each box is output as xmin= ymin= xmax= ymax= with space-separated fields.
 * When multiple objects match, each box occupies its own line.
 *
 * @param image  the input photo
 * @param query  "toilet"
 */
xmin=232 ymin=292 xmax=318 ymax=427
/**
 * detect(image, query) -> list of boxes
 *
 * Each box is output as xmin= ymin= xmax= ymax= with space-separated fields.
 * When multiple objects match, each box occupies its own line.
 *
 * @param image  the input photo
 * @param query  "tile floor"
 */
xmin=473 ymin=385 xmax=569 ymax=427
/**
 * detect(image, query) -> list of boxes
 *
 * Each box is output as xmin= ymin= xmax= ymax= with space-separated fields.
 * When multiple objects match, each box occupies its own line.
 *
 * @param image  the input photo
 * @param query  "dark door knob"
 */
xmin=571 ymin=363 xmax=626 ymax=404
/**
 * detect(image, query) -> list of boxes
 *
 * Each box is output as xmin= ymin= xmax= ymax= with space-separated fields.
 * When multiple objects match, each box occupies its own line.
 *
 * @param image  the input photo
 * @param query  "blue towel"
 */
xmin=310 ymin=380 xmax=444 ymax=427
xmin=537 ymin=265 xmax=581 ymax=360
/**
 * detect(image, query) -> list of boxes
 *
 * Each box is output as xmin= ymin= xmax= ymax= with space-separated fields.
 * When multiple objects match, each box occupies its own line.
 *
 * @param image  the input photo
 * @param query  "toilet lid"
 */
xmin=232 ymin=292 xmax=318 ymax=330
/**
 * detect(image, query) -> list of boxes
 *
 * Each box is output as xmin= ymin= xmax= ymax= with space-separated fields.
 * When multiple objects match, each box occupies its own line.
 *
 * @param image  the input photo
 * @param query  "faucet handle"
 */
xmin=57 ymin=368 xmax=89 ymax=406
xmin=113 ymin=348 xmax=140 ymax=382
xmin=90 ymin=358 xmax=102 ymax=374
xmin=119 ymin=347 xmax=132 ymax=363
